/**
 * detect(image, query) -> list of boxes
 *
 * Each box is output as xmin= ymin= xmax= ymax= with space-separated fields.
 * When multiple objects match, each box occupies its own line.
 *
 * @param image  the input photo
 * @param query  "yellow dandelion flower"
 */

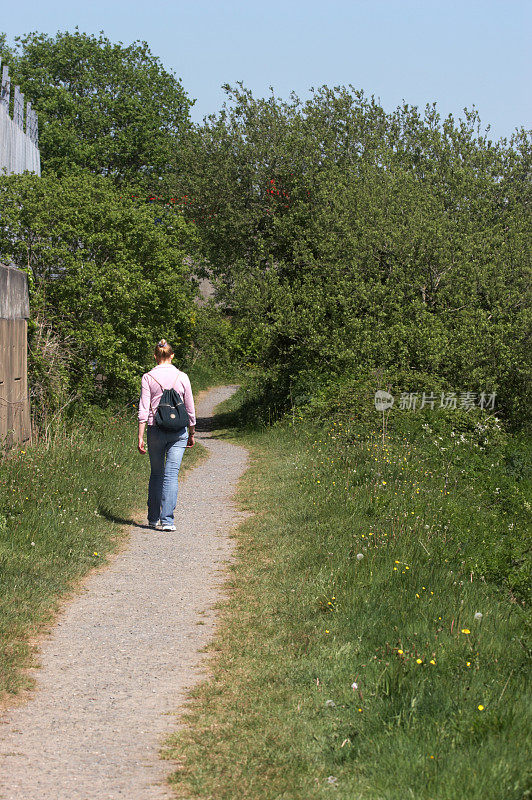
xmin=429 ymin=659 xmax=436 ymax=665
xmin=461 ymin=629 xmax=471 ymax=635
xmin=477 ymin=704 xmax=484 ymax=711
xmin=397 ymin=649 xmax=404 ymax=655
xmin=416 ymin=658 xmax=423 ymax=664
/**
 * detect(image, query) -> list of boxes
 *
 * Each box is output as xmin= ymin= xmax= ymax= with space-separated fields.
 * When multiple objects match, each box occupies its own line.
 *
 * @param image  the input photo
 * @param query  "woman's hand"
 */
xmin=186 ymin=434 xmax=195 ymax=448
xmin=138 ymin=421 xmax=147 ymax=454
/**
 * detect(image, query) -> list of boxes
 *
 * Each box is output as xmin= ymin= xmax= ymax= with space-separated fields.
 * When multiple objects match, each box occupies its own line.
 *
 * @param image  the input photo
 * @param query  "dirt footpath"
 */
xmin=0 ymin=384 xmax=248 ymax=800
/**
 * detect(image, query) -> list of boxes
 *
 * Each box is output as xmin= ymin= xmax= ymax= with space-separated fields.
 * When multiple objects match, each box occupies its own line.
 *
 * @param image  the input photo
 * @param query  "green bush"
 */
xmin=174 ymin=85 xmax=531 ymax=431
xmin=0 ymin=172 xmax=200 ymax=405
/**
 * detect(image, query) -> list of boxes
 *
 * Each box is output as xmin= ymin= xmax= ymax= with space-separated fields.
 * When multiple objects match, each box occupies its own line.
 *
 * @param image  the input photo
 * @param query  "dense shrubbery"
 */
xmin=3 ymin=32 xmax=529 ymax=430
xmin=172 ymin=84 xmax=531 ymax=431
xmin=189 ymin=301 xmax=254 ymax=376
xmin=0 ymin=30 xmax=209 ymax=427
xmin=0 ymin=172 xmax=199 ymax=410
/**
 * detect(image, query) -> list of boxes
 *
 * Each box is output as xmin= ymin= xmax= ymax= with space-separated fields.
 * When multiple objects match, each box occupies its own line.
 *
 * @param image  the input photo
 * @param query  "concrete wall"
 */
xmin=0 ymin=264 xmax=31 ymax=447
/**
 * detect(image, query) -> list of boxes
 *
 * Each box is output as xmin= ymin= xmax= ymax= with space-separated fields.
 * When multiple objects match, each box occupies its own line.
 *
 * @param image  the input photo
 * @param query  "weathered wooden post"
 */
xmin=0 ymin=264 xmax=31 ymax=448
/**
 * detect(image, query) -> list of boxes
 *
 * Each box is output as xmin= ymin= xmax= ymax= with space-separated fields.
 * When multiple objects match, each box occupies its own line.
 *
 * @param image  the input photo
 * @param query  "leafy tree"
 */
xmin=8 ymin=29 xmax=194 ymax=186
xmin=0 ymin=172 xmax=199 ymax=403
xmin=0 ymin=33 xmax=14 ymax=63
xmin=171 ymin=83 xmax=531 ymax=429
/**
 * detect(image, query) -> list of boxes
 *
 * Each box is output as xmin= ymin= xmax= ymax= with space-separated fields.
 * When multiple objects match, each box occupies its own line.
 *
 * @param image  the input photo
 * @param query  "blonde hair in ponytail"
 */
xmin=154 ymin=339 xmax=174 ymax=364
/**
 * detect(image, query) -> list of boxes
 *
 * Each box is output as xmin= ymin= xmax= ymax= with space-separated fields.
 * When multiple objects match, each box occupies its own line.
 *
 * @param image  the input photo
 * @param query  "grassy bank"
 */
xmin=164 ymin=383 xmax=531 ymax=800
xmin=0 ymin=382 xmax=210 ymax=703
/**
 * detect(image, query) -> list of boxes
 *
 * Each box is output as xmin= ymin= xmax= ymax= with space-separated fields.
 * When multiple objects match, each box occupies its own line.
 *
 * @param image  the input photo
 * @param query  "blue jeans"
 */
xmin=146 ymin=424 xmax=188 ymax=525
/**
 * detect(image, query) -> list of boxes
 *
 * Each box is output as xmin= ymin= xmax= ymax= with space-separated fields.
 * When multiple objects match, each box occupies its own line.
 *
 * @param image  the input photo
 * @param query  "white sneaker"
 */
xmin=148 ymin=521 xmax=162 ymax=529
xmin=160 ymin=523 xmax=176 ymax=531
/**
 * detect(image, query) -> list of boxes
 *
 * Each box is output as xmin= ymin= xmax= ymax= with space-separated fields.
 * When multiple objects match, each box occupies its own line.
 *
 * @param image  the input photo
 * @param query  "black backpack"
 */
xmin=149 ymin=373 xmax=190 ymax=431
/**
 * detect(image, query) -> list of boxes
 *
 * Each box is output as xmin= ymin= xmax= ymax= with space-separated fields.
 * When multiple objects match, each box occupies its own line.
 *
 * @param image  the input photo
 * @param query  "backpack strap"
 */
xmin=147 ymin=373 xmax=164 ymax=420
xmin=148 ymin=372 xmax=164 ymax=389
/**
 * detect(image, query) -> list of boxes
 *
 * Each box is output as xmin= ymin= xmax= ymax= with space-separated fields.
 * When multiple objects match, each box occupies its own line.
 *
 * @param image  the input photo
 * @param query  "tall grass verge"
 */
xmin=164 ymin=381 xmax=530 ymax=800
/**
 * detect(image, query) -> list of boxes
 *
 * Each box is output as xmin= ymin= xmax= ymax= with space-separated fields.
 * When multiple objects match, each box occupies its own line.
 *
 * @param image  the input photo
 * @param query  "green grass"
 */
xmin=164 ymin=384 xmax=531 ymax=800
xmin=0 ymin=405 xmax=207 ymax=702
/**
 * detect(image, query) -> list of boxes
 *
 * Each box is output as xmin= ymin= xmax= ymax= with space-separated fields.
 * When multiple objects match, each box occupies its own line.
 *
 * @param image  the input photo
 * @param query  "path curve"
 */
xmin=0 ymin=384 xmax=248 ymax=800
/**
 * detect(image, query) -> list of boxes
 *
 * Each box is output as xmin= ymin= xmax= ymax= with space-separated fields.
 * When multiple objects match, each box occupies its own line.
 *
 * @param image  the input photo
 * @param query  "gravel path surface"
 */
xmin=0 ymin=384 xmax=249 ymax=800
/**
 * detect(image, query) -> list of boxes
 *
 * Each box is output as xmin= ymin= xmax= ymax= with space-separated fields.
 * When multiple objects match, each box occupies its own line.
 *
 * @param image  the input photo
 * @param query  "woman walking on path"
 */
xmin=138 ymin=339 xmax=196 ymax=531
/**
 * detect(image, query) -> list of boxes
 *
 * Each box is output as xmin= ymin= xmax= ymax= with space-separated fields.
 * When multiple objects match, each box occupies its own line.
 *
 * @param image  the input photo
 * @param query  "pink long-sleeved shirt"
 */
xmin=138 ymin=364 xmax=196 ymax=427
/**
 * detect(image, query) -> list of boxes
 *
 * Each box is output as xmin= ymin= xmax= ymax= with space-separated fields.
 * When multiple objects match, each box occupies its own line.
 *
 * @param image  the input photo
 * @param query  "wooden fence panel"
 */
xmin=0 ymin=327 xmax=6 ymax=441
xmin=0 ymin=318 xmax=31 ymax=447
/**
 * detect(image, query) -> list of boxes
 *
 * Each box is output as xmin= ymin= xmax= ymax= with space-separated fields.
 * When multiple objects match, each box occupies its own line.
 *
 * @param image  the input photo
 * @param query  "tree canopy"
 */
xmin=0 ymin=172 xmax=199 ymax=403
xmin=171 ymin=83 xmax=531 ymax=429
xmin=6 ymin=29 xmax=194 ymax=187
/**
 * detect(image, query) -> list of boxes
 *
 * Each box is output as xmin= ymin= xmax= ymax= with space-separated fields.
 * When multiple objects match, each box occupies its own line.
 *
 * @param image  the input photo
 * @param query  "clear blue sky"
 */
xmin=1 ymin=0 xmax=530 ymax=140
